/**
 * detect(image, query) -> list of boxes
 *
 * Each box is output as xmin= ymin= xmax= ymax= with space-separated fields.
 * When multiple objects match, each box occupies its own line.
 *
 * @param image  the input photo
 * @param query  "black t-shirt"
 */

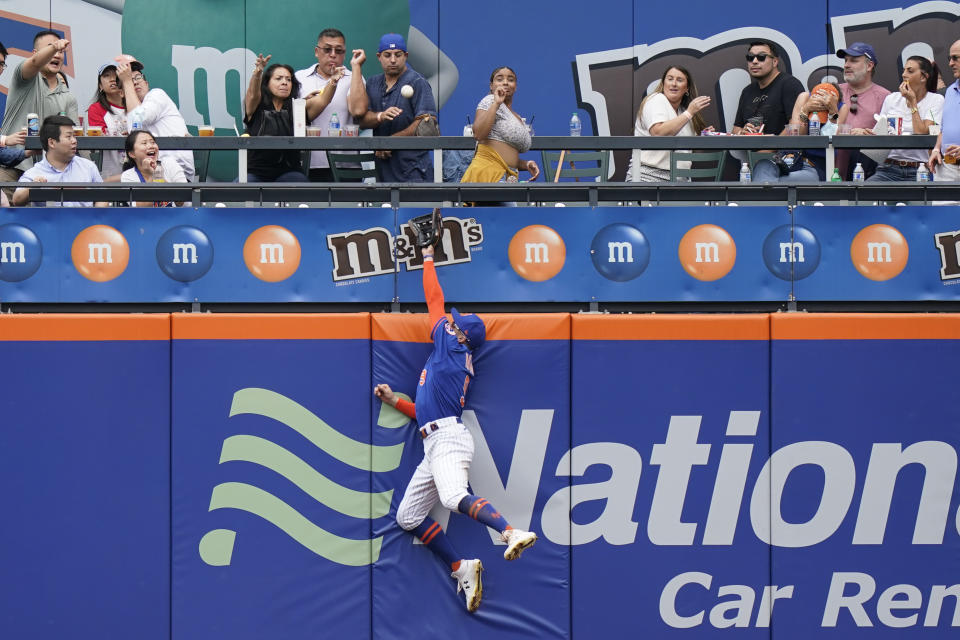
xmin=734 ymin=73 xmax=805 ymax=135
xmin=244 ymin=102 xmax=302 ymax=180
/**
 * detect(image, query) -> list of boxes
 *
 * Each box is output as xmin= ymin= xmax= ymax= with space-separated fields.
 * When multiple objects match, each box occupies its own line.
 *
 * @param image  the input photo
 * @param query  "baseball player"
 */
xmin=374 ymin=242 xmax=537 ymax=613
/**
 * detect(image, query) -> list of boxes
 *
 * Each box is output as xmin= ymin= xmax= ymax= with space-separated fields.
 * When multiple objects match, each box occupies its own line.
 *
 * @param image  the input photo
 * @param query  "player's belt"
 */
xmin=419 ymin=416 xmax=460 ymax=439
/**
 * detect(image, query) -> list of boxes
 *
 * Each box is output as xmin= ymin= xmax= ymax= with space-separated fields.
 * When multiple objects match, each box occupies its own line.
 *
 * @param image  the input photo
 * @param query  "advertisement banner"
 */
xmin=0 ymin=314 xmax=171 ymax=639
xmin=170 ymin=314 xmax=374 ymax=640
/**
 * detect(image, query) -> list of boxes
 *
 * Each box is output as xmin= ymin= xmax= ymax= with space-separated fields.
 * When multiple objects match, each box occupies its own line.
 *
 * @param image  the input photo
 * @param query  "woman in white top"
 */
xmin=627 ymin=66 xmax=711 ymax=182
xmin=120 ymin=130 xmax=186 ymax=206
xmin=866 ymin=56 xmax=943 ymax=181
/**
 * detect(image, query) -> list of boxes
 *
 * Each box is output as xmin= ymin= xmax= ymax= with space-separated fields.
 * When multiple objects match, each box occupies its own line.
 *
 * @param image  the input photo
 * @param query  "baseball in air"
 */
xmin=400 ymin=84 xmax=414 ymax=98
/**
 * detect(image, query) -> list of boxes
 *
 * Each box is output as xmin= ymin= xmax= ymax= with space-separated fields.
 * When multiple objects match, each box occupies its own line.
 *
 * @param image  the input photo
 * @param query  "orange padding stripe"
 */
xmin=373 ymin=313 xmax=570 ymax=342
xmin=0 ymin=314 xmax=169 ymax=341
xmin=573 ymin=314 xmax=770 ymax=340
xmin=172 ymin=313 xmax=370 ymax=340
xmin=772 ymin=313 xmax=960 ymax=340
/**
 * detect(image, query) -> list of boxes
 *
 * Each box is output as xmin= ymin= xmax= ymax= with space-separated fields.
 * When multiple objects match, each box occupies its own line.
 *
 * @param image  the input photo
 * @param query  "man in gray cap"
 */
xmin=837 ymin=42 xmax=890 ymax=179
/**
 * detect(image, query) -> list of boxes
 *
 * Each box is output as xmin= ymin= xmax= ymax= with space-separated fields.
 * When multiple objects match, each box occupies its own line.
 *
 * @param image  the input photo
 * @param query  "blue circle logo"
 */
xmin=590 ymin=223 xmax=650 ymax=282
xmin=0 ymin=223 xmax=42 ymax=282
xmin=156 ymin=226 xmax=214 ymax=282
xmin=762 ymin=224 xmax=820 ymax=281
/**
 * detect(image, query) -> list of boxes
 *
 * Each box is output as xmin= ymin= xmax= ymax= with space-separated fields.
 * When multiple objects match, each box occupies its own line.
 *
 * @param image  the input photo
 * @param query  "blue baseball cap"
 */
xmin=450 ymin=308 xmax=485 ymax=351
xmin=378 ymin=33 xmax=407 ymax=53
xmin=837 ymin=42 xmax=877 ymax=64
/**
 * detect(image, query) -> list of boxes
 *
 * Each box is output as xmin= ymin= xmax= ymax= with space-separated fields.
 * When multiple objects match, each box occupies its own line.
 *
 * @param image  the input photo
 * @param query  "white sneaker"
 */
xmin=501 ymin=528 xmax=537 ymax=561
xmin=452 ymin=559 xmax=483 ymax=612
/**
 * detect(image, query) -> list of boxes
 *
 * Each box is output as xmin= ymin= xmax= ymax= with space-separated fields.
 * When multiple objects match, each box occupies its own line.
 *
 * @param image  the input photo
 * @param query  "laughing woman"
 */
xmin=121 ymin=130 xmax=186 ymax=206
xmin=461 ymin=66 xmax=539 ymax=185
xmin=626 ymin=65 xmax=711 ymax=182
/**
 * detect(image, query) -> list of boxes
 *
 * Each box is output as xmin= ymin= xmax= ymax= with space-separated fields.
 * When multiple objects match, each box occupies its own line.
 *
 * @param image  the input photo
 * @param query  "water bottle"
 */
xmin=328 ymin=112 xmax=341 ymax=137
xmin=808 ymin=111 xmax=820 ymax=137
xmin=569 ymin=112 xmax=581 ymax=137
xmin=739 ymin=162 xmax=751 ymax=183
xmin=830 ymin=168 xmax=842 ymax=182
xmin=853 ymin=163 xmax=865 ymax=182
xmin=129 ymin=106 xmax=145 ymax=131
xmin=916 ymin=163 xmax=930 ymax=182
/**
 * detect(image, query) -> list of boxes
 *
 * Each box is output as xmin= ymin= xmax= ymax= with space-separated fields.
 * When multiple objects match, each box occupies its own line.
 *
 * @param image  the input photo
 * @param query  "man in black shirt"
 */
xmin=732 ymin=40 xmax=804 ymax=136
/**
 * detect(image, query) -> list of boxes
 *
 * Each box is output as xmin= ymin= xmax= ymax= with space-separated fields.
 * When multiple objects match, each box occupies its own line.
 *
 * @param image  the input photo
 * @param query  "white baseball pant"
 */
xmin=396 ymin=417 xmax=474 ymax=531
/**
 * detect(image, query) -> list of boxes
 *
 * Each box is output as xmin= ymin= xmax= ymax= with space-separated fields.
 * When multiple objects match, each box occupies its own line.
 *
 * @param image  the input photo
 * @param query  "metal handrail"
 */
xmin=8 ymin=181 xmax=960 ymax=208
xmin=22 ymin=134 xmax=936 ymax=151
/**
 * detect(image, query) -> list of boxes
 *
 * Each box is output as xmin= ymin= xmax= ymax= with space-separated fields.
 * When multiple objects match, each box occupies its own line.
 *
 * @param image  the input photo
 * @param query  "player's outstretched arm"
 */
xmin=421 ymin=245 xmax=446 ymax=327
xmin=374 ymin=383 xmax=416 ymax=420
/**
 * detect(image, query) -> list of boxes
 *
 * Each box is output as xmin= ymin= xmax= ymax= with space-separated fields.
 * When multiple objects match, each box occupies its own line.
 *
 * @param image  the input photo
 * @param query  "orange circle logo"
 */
xmin=850 ymin=224 xmax=908 ymax=281
xmin=678 ymin=224 xmax=736 ymax=281
xmin=243 ymin=225 xmax=301 ymax=282
xmin=71 ymin=224 xmax=130 ymax=282
xmin=508 ymin=225 xmax=566 ymax=282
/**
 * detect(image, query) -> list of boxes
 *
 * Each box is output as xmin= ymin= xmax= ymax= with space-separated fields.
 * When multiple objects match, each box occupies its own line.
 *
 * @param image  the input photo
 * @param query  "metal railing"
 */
xmin=14 ymin=135 xmax=950 ymax=206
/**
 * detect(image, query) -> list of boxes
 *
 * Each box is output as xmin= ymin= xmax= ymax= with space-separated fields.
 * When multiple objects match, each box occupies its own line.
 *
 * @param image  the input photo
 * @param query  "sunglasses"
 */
xmin=849 ymin=93 xmax=858 ymax=115
xmin=950 ymin=55 xmax=960 ymax=62
xmin=317 ymin=46 xmax=346 ymax=56
xmin=746 ymin=53 xmax=771 ymax=62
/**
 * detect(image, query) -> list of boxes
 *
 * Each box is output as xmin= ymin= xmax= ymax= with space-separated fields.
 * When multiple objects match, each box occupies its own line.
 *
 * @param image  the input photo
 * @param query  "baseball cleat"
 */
xmin=501 ymin=528 xmax=537 ymax=561
xmin=452 ymin=559 xmax=483 ymax=613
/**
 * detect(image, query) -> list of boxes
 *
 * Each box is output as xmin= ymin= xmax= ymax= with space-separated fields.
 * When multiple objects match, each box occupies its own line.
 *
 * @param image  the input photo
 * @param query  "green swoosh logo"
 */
xmin=229 ymin=387 xmax=403 ymax=472
xmin=200 ymin=387 xmax=407 ymax=567
xmin=199 ymin=483 xmax=380 ymax=567
xmin=219 ymin=434 xmax=393 ymax=519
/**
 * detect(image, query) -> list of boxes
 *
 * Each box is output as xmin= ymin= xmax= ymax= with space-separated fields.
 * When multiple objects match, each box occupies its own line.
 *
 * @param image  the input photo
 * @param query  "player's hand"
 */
xmin=374 ymin=383 xmax=397 ymax=407
xmin=422 ymin=244 xmax=435 ymax=258
xmin=351 ymin=49 xmax=366 ymax=67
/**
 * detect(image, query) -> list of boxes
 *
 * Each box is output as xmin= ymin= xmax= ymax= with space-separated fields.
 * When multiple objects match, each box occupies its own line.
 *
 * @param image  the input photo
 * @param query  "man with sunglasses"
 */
xmin=373 ymin=231 xmax=537 ymax=613
xmin=929 ymin=40 xmax=960 ymax=185
xmin=732 ymin=41 xmax=804 ymax=137
xmin=351 ymin=33 xmax=437 ymax=182
xmin=296 ymin=28 xmax=366 ymax=181
xmin=836 ymin=42 xmax=889 ymax=179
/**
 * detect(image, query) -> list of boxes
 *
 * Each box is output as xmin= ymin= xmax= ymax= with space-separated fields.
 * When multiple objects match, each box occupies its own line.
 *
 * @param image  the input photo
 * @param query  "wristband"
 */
xmin=422 ymin=255 xmax=433 ymax=262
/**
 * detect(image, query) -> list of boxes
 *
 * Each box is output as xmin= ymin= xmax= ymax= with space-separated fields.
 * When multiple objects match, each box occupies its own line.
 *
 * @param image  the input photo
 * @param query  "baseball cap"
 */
xmin=96 ymin=62 xmax=118 ymax=77
xmin=378 ymin=33 xmax=407 ymax=53
xmin=836 ymin=42 xmax=877 ymax=64
xmin=450 ymin=308 xmax=485 ymax=351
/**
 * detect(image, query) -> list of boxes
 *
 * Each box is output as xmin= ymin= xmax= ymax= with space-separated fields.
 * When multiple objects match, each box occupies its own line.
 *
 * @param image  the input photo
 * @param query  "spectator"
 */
xmin=930 ymin=39 xmax=960 ymax=182
xmin=0 ymin=31 xmax=78 ymax=189
xmin=625 ymin=65 xmax=712 ymax=181
xmin=87 ymin=62 xmax=129 ymax=179
xmin=351 ymin=33 xmax=438 ymax=182
xmin=117 ymin=58 xmax=195 ymax=181
xmin=12 ymin=115 xmax=104 ymax=207
xmin=296 ymin=28 xmax=366 ymax=181
xmin=836 ymin=42 xmax=889 ymax=179
xmin=732 ymin=41 xmax=804 ymax=137
xmin=243 ymin=54 xmax=308 ymax=182
xmin=753 ymin=84 xmax=847 ymax=182
xmin=865 ymin=56 xmax=942 ymax=182
xmin=121 ymin=130 xmax=186 ymax=207
xmin=461 ymin=66 xmax=539 ymax=184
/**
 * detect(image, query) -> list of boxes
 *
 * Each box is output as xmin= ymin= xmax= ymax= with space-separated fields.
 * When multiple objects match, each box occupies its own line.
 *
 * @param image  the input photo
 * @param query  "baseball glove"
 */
xmin=409 ymin=208 xmax=442 ymax=248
